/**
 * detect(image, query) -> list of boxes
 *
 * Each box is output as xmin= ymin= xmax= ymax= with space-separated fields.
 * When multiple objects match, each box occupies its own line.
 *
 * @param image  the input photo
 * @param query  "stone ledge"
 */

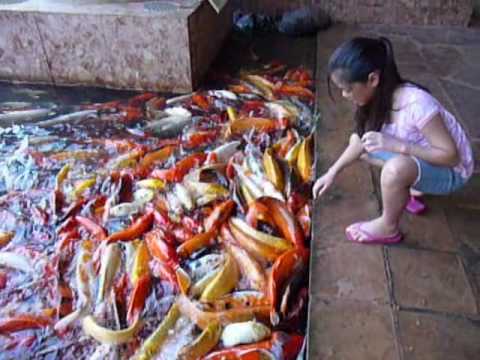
xmin=0 ymin=0 xmax=233 ymax=92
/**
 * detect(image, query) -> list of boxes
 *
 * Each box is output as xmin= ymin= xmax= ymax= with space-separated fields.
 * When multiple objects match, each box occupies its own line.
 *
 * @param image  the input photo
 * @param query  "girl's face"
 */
xmin=331 ymin=70 xmax=379 ymax=106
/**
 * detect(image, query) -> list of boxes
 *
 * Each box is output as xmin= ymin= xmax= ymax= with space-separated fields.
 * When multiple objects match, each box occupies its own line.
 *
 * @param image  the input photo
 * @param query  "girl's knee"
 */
xmin=361 ymin=153 xmax=384 ymax=167
xmin=359 ymin=153 xmax=370 ymax=162
xmin=349 ymin=133 xmax=361 ymax=144
xmin=381 ymin=155 xmax=418 ymax=186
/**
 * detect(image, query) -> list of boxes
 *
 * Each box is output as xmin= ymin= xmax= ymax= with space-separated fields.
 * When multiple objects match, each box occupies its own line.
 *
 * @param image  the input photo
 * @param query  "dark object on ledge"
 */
xmin=234 ymin=6 xmax=331 ymax=37
xmin=233 ymin=11 xmax=278 ymax=34
xmin=278 ymin=6 xmax=331 ymax=36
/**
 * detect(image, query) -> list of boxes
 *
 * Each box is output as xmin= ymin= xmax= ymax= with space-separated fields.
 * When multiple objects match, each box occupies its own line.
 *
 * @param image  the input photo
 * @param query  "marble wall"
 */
xmin=0 ymin=1 xmax=233 ymax=92
xmin=0 ymin=12 xmax=53 ymax=84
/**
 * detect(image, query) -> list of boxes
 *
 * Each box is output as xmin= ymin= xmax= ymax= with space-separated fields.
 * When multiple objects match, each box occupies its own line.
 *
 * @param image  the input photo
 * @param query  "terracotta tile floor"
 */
xmin=310 ymin=24 xmax=480 ymax=360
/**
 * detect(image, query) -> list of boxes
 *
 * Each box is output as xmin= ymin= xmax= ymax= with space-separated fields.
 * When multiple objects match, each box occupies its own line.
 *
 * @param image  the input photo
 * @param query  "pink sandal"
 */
xmin=345 ymin=222 xmax=403 ymax=245
xmin=405 ymin=196 xmax=427 ymax=215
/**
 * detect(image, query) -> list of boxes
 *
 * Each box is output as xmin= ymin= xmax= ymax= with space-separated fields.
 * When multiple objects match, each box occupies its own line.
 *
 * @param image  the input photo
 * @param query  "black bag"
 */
xmin=277 ymin=6 xmax=331 ymax=36
xmin=233 ymin=11 xmax=278 ymax=34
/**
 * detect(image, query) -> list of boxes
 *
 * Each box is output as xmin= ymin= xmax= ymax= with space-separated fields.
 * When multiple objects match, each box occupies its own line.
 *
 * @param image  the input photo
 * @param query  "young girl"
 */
xmin=312 ymin=37 xmax=474 ymax=244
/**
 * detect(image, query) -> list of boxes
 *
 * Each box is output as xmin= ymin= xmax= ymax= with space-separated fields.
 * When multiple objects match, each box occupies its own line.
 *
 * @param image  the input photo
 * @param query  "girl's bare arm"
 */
xmin=362 ymin=114 xmax=459 ymax=167
xmin=313 ymin=133 xmax=365 ymax=198
xmin=328 ymin=133 xmax=365 ymax=175
xmin=404 ymin=114 xmax=459 ymax=167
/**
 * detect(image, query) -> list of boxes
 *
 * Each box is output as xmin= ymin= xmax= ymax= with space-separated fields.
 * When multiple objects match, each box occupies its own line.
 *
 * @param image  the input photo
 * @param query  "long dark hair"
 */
xmin=327 ymin=37 xmax=427 ymax=136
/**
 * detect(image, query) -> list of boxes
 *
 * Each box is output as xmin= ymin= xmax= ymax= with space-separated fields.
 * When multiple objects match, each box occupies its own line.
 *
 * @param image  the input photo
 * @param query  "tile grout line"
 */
xmin=388 ymin=200 xmax=480 ymax=323
xmin=441 ymin=75 xmax=480 ymax=92
xmin=456 ymin=251 xmax=480 ymax=315
xmin=441 ymin=204 xmax=480 ymax=315
xmin=397 ymin=305 xmax=480 ymax=322
xmin=383 ymin=245 xmax=404 ymax=360
xmin=370 ymin=165 xmax=405 ymax=360
xmin=416 ymin=44 xmax=475 ymax=140
xmin=393 ymin=242 xmax=460 ymax=256
xmin=367 ymin=164 xmax=403 ymax=359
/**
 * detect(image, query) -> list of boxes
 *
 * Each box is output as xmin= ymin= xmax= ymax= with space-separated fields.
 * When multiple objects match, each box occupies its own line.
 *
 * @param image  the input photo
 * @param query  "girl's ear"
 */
xmin=368 ymin=71 xmax=380 ymax=88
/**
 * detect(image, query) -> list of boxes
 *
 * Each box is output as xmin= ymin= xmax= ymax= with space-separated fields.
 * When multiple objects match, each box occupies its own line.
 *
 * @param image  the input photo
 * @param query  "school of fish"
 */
xmin=0 ymin=63 xmax=315 ymax=359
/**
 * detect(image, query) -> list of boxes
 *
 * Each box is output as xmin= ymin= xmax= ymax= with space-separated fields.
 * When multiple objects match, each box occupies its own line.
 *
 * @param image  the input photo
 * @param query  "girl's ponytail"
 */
xmin=378 ymin=36 xmax=429 ymax=94
xmin=379 ymin=37 xmax=393 ymax=61
xmin=379 ymin=37 xmax=402 ymax=83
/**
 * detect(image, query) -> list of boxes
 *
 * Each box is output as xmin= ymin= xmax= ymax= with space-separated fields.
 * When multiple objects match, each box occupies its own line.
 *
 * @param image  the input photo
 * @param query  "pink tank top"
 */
xmin=381 ymin=85 xmax=474 ymax=179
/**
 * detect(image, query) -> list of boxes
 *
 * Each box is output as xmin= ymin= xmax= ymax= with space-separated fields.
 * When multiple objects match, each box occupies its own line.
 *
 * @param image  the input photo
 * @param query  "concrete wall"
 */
xmin=235 ymin=0 xmax=474 ymax=26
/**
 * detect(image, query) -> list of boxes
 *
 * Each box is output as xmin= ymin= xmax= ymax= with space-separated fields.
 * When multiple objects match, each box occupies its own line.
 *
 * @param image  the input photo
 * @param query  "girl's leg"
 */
xmin=349 ymin=155 xmax=418 ymax=241
xmin=360 ymin=153 xmax=384 ymax=167
xmin=410 ymin=188 xmax=424 ymax=197
xmin=360 ymin=153 xmax=424 ymax=204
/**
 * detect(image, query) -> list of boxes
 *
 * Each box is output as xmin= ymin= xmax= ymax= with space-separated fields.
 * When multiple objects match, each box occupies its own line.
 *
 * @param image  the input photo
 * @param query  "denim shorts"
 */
xmin=369 ymin=151 xmax=467 ymax=195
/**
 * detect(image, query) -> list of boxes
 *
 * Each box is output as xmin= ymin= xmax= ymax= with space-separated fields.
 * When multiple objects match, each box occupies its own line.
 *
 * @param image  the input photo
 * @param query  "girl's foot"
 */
xmin=346 ymin=217 xmax=402 ymax=244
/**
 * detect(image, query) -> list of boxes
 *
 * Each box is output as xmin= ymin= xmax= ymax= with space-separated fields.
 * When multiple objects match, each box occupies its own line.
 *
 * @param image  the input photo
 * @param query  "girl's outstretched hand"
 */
xmin=312 ymin=170 xmax=336 ymax=199
xmin=361 ymin=131 xmax=407 ymax=154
